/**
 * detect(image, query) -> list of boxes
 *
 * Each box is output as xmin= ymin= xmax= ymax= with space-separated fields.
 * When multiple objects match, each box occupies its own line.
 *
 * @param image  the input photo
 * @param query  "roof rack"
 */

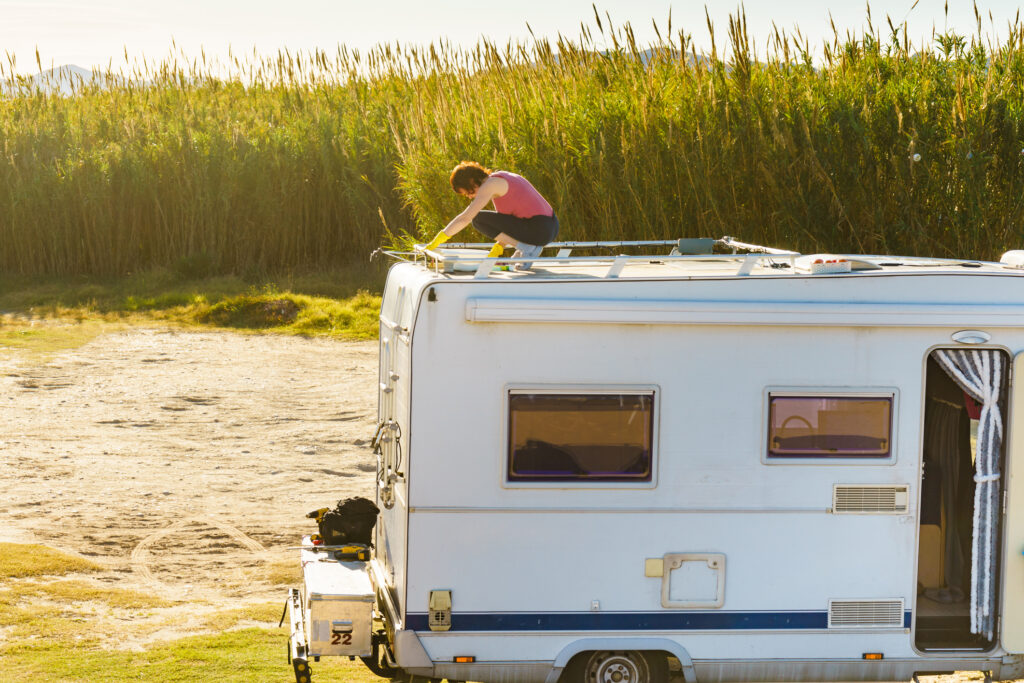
xmin=400 ymin=236 xmax=800 ymax=279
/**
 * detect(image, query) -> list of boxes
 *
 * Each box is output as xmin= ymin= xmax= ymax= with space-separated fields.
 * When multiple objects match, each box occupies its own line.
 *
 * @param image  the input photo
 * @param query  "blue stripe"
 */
xmin=407 ymin=610 xmax=914 ymax=632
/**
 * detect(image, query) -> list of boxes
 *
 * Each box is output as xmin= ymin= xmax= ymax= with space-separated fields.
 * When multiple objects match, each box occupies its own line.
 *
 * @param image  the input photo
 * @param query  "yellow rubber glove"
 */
xmin=423 ymin=230 xmax=450 ymax=251
xmin=487 ymin=242 xmax=505 ymax=258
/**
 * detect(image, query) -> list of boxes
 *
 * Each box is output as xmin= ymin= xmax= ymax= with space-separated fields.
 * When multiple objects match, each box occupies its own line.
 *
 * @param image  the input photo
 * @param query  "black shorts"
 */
xmin=471 ymin=211 xmax=559 ymax=247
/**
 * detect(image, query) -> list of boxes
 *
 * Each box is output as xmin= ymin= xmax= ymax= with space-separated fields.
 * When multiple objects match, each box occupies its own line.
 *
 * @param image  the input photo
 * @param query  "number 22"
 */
xmin=330 ymin=633 xmax=352 ymax=645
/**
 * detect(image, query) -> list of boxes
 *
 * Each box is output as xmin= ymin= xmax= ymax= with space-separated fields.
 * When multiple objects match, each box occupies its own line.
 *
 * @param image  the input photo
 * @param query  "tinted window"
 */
xmin=508 ymin=392 xmax=654 ymax=482
xmin=768 ymin=395 xmax=892 ymax=458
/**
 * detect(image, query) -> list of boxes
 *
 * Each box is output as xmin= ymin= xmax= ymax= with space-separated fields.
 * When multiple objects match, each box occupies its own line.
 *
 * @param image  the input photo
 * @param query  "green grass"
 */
xmin=0 ymin=322 xmax=112 ymax=358
xmin=0 ymin=543 xmax=102 ymax=578
xmin=192 ymin=289 xmax=380 ymax=338
xmin=0 ymin=542 xmax=400 ymax=683
xmin=0 ymin=266 xmax=385 ymax=343
xmin=0 ymin=629 xmax=391 ymax=683
xmin=0 ymin=579 xmax=173 ymax=610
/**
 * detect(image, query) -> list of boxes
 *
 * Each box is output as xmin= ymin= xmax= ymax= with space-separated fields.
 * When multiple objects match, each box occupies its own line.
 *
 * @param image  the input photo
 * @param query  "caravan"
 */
xmin=288 ymin=237 xmax=1024 ymax=683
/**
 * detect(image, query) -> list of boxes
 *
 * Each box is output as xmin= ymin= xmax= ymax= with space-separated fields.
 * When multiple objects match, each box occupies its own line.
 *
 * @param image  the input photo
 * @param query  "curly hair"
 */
xmin=449 ymin=160 xmax=493 ymax=193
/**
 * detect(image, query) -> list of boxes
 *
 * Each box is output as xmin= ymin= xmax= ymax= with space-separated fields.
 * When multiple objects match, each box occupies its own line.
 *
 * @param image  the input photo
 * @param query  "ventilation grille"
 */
xmin=828 ymin=599 xmax=904 ymax=628
xmin=833 ymin=485 xmax=909 ymax=514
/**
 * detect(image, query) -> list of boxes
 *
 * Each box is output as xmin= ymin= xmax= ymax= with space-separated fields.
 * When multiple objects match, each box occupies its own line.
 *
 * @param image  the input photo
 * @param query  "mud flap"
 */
xmin=394 ymin=628 xmax=434 ymax=676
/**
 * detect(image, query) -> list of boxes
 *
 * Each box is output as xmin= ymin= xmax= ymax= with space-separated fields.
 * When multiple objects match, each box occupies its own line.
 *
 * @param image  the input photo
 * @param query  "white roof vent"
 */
xmin=833 ymin=485 xmax=909 ymax=514
xmin=1000 ymin=250 xmax=1024 ymax=268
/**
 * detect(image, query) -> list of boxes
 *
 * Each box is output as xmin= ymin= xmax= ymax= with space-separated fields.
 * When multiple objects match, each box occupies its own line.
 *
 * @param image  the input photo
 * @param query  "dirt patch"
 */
xmin=0 ymin=327 xmax=377 ymax=648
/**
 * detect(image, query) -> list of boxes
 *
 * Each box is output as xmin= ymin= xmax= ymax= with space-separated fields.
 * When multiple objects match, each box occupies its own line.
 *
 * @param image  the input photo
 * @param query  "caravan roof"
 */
xmin=390 ymin=236 xmax=1024 ymax=282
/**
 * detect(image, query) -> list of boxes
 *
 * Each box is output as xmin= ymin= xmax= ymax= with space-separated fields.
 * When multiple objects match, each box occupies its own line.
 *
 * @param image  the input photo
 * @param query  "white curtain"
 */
xmin=934 ymin=349 xmax=1005 ymax=640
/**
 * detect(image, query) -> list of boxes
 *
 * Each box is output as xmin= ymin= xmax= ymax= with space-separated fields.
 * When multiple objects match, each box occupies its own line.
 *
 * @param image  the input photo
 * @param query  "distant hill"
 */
xmin=0 ymin=65 xmax=101 ymax=96
xmin=31 ymin=65 xmax=97 ymax=94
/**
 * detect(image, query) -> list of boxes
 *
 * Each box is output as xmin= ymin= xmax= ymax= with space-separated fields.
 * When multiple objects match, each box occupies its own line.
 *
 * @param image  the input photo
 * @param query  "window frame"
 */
xmin=761 ymin=387 xmax=899 ymax=465
xmin=502 ymin=384 xmax=660 ymax=489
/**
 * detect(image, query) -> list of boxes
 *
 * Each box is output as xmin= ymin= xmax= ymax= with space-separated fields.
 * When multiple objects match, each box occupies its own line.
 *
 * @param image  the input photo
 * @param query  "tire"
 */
xmin=562 ymin=650 xmax=670 ymax=683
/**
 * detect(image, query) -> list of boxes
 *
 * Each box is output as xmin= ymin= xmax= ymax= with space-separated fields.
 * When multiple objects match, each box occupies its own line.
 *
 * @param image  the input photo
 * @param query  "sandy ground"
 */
xmin=0 ymin=327 xmax=378 ymax=645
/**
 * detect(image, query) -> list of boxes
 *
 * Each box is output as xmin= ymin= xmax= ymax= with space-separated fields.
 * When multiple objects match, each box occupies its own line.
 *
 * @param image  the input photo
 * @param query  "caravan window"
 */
xmin=507 ymin=392 xmax=654 ymax=482
xmin=767 ymin=394 xmax=893 ymax=459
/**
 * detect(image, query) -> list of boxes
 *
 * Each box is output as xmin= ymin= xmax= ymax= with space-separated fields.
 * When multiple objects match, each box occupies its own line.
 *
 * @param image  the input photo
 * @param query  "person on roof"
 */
xmin=422 ymin=161 xmax=559 ymax=270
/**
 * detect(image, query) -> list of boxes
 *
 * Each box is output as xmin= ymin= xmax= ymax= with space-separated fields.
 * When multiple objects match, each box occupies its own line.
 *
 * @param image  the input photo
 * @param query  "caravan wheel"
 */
xmin=564 ymin=650 xmax=668 ymax=683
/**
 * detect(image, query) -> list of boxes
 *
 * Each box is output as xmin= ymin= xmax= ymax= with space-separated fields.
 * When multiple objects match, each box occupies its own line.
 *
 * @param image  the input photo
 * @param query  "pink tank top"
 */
xmin=489 ymin=171 xmax=553 ymax=219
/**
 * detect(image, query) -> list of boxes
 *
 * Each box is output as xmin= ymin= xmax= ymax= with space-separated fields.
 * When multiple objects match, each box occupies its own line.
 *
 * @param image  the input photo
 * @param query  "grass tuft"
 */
xmin=199 ymin=602 xmax=282 ymax=632
xmin=196 ymin=295 xmax=302 ymax=329
xmin=0 ymin=322 xmax=112 ymax=358
xmin=1 ymin=579 xmax=175 ymax=610
xmin=190 ymin=290 xmax=380 ymax=338
xmin=258 ymin=558 xmax=303 ymax=587
xmin=0 ymin=543 xmax=102 ymax=579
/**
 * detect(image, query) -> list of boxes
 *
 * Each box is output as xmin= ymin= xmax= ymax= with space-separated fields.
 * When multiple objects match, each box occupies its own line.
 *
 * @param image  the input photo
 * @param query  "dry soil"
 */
xmin=0 ymin=327 xmax=378 ymax=646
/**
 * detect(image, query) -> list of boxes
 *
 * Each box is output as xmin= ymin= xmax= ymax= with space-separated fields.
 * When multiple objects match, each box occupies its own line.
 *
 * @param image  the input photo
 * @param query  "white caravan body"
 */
xmin=369 ymin=240 xmax=1024 ymax=683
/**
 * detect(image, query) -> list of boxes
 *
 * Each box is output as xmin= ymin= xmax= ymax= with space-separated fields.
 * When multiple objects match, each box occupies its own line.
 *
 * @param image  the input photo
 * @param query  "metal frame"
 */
xmin=760 ymin=387 xmax=900 ymax=466
xmin=388 ymin=236 xmax=802 ymax=279
xmin=377 ymin=236 xmax=1009 ymax=283
xmin=376 ymin=233 xmax=1007 ymax=278
xmin=660 ymin=553 xmax=727 ymax=609
xmin=501 ymin=383 xmax=661 ymax=490
xmin=287 ymin=587 xmax=312 ymax=683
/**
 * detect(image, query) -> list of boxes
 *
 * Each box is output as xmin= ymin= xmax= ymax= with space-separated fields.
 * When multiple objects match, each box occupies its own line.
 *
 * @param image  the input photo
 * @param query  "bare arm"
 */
xmin=441 ymin=176 xmax=508 ymax=237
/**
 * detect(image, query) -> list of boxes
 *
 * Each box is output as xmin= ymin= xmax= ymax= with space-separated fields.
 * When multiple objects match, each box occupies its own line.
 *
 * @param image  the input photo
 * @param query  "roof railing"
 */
xmin=406 ymin=236 xmax=800 ymax=279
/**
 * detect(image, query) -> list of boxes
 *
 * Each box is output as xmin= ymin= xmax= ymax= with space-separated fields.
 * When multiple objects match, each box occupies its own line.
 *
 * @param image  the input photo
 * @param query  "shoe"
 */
xmin=512 ymin=243 xmax=544 ymax=271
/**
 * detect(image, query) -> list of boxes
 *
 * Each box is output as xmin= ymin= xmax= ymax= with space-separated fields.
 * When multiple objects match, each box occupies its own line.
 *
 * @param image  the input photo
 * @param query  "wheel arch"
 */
xmin=544 ymin=638 xmax=695 ymax=683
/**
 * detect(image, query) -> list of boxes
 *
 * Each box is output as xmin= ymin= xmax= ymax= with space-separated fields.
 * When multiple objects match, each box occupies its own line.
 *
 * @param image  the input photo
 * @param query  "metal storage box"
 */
xmin=301 ymin=545 xmax=374 ymax=657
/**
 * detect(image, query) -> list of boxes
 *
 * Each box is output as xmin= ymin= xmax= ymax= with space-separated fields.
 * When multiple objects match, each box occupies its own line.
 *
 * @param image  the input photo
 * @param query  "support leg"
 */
xmin=287 ymin=588 xmax=312 ymax=683
xmin=292 ymin=657 xmax=312 ymax=683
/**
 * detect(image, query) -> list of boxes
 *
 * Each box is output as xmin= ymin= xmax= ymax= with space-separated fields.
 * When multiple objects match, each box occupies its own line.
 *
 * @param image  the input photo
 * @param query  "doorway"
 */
xmin=915 ymin=349 xmax=1008 ymax=651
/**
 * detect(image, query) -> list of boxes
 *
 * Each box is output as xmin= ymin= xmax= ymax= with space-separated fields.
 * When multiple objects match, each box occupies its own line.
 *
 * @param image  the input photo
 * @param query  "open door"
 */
xmin=916 ymin=349 xmax=1008 ymax=651
xmin=1001 ymin=351 xmax=1024 ymax=653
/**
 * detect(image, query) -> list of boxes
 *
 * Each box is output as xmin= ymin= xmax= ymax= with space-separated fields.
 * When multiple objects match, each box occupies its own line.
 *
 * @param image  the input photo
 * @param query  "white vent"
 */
xmin=828 ymin=599 xmax=904 ymax=628
xmin=833 ymin=485 xmax=909 ymax=514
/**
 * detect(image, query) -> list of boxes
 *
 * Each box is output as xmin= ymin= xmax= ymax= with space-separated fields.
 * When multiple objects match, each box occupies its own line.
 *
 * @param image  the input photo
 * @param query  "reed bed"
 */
xmin=2 ymin=8 xmax=1024 ymax=276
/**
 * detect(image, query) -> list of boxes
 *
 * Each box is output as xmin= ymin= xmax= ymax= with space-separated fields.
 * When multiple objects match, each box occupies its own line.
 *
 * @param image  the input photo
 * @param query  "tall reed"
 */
xmin=1 ymin=8 xmax=1023 ymax=276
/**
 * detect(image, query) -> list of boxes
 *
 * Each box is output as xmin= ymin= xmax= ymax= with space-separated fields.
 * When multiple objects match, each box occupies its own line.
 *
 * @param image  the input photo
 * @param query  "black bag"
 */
xmin=317 ymin=497 xmax=380 ymax=546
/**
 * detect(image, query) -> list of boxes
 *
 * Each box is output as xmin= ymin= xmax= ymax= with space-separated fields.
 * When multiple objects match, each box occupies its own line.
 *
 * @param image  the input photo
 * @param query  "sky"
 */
xmin=1 ymin=0 xmax=1022 ymax=74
